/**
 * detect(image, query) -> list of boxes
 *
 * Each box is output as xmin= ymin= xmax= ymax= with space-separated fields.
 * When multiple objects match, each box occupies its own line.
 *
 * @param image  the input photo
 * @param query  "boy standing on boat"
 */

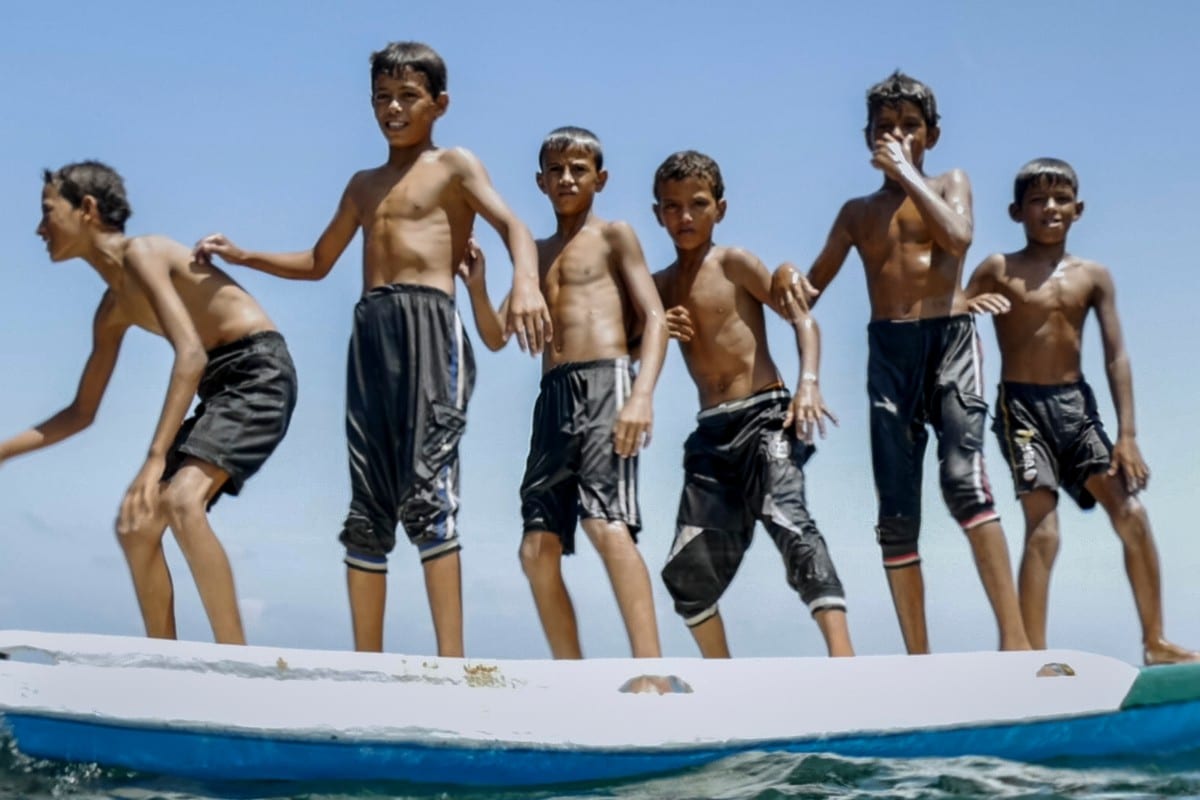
xmin=1 ymin=161 xmax=297 ymax=645
xmin=776 ymin=71 xmax=1030 ymax=654
xmin=652 ymin=150 xmax=854 ymax=658
xmin=194 ymin=41 xmax=550 ymax=657
xmin=458 ymin=126 xmax=669 ymax=659
xmin=965 ymin=157 xmax=1199 ymax=665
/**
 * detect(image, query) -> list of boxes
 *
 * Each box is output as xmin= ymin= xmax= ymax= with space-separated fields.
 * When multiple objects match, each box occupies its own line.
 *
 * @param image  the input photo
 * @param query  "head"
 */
xmin=652 ymin=150 xmax=726 ymax=251
xmin=369 ymin=42 xmax=448 ymax=146
xmin=536 ymin=127 xmax=607 ymax=215
xmin=38 ymin=161 xmax=132 ymax=261
xmin=865 ymin=71 xmax=940 ymax=160
xmin=1010 ymin=158 xmax=1083 ymax=243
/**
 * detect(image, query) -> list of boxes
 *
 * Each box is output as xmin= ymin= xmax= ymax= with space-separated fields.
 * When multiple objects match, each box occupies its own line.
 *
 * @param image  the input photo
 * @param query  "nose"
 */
xmin=1045 ymin=197 xmax=1059 ymax=209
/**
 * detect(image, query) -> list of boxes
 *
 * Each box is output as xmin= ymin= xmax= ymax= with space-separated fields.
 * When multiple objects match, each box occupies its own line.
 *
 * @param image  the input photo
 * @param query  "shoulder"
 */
xmin=600 ymin=219 xmax=645 ymax=255
xmin=438 ymin=146 xmax=485 ymax=177
xmin=718 ymin=245 xmax=762 ymax=270
xmin=1077 ymin=257 xmax=1115 ymax=289
xmin=933 ymin=167 xmax=971 ymax=193
xmin=975 ymin=252 xmax=1007 ymax=276
xmin=122 ymin=235 xmax=175 ymax=271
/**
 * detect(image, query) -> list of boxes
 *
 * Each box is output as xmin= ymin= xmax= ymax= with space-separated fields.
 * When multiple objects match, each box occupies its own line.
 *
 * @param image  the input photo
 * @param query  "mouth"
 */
xmin=384 ymin=120 xmax=407 ymax=131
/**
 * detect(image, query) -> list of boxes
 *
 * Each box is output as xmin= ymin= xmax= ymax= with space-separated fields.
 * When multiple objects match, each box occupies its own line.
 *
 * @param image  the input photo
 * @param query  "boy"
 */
xmin=458 ymin=126 xmax=668 ymax=659
xmin=2 ymin=160 xmax=297 ymax=645
xmin=194 ymin=41 xmax=550 ymax=657
xmin=651 ymin=150 xmax=853 ymax=658
xmin=777 ymin=71 xmax=1029 ymax=653
xmin=966 ymin=157 xmax=1198 ymax=665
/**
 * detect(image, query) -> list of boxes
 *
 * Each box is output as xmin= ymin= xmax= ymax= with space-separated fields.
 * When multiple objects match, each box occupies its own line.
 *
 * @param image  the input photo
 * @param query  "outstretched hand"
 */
xmin=784 ymin=382 xmax=838 ymax=443
xmin=664 ymin=306 xmax=694 ymax=342
xmin=771 ymin=263 xmax=819 ymax=318
xmin=967 ymin=292 xmax=1012 ymax=315
xmin=1109 ymin=436 xmax=1150 ymax=494
xmin=506 ymin=279 xmax=552 ymax=355
xmin=193 ymin=233 xmax=246 ymax=267
xmin=871 ymin=133 xmax=916 ymax=181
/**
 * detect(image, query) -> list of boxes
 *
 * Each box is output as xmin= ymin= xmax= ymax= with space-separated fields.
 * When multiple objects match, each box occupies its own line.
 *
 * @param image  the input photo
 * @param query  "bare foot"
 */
xmin=619 ymin=674 xmax=693 ymax=694
xmin=1144 ymin=639 xmax=1200 ymax=666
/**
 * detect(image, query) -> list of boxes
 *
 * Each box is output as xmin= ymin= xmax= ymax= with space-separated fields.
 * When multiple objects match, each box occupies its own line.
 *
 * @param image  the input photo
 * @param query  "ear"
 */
xmin=1008 ymin=202 xmax=1022 ymax=222
xmin=715 ymin=198 xmax=728 ymax=222
xmin=925 ymin=125 xmax=940 ymax=149
xmin=1073 ymin=200 xmax=1085 ymax=220
xmin=535 ymin=171 xmax=548 ymax=195
xmin=652 ymin=203 xmax=665 ymax=227
xmin=79 ymin=194 xmax=101 ymax=225
xmin=595 ymin=169 xmax=609 ymax=192
xmin=434 ymin=92 xmax=450 ymax=116
xmin=863 ymin=125 xmax=874 ymax=150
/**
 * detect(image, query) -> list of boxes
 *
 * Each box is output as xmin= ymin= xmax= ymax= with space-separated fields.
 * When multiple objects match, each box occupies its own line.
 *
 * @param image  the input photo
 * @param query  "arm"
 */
xmin=964 ymin=255 xmax=1011 ymax=315
xmin=0 ymin=295 xmax=128 ymax=464
xmin=193 ymin=179 xmax=360 ymax=281
xmin=1091 ymin=264 xmax=1149 ymax=491
xmin=801 ymin=201 xmax=857 ymax=307
xmin=456 ymin=239 xmax=509 ymax=351
xmin=874 ymin=135 xmax=972 ymax=257
xmin=450 ymin=148 xmax=551 ymax=354
xmin=610 ymin=223 xmax=668 ymax=458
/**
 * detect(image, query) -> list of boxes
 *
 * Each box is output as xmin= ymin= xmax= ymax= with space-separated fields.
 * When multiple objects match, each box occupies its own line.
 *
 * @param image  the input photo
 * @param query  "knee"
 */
xmin=161 ymin=481 xmax=207 ymax=529
xmin=1110 ymin=496 xmax=1149 ymax=539
xmin=1026 ymin=516 xmax=1060 ymax=547
xmin=519 ymin=535 xmax=559 ymax=579
xmin=876 ymin=516 xmax=920 ymax=569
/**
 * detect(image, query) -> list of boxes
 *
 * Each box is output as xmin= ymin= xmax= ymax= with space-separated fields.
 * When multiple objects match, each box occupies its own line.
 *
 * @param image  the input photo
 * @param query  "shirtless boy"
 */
xmin=1 ymin=160 xmax=297 ymax=644
xmin=459 ymin=126 xmax=668 ymax=659
xmin=652 ymin=150 xmax=853 ymax=658
xmin=966 ymin=157 xmax=1198 ymax=665
xmin=778 ymin=71 xmax=1029 ymax=653
xmin=195 ymin=41 xmax=549 ymax=656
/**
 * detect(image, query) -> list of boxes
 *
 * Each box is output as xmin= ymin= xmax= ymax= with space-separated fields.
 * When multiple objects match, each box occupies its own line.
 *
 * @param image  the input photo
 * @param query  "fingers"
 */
xmin=665 ymin=306 xmax=694 ymax=341
xmin=612 ymin=421 xmax=650 ymax=458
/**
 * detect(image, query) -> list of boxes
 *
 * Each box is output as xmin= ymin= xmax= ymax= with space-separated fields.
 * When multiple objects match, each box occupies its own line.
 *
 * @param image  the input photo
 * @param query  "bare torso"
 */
xmin=351 ymin=149 xmax=474 ymax=295
xmin=983 ymin=251 xmax=1097 ymax=384
xmin=657 ymin=246 xmax=782 ymax=408
xmin=109 ymin=235 xmax=274 ymax=350
xmin=537 ymin=219 xmax=632 ymax=371
xmin=846 ymin=174 xmax=970 ymax=321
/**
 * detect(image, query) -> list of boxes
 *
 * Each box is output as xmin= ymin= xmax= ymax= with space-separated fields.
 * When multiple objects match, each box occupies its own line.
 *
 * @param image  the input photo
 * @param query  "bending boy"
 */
xmin=966 ymin=157 xmax=1198 ymax=665
xmin=195 ymin=42 xmax=549 ymax=656
xmin=652 ymin=150 xmax=853 ymax=658
xmin=1 ymin=161 xmax=297 ymax=644
xmin=459 ymin=127 xmax=668 ymax=658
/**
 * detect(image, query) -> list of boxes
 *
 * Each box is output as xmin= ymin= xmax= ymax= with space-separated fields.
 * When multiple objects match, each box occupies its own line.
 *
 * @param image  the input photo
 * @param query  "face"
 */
xmin=536 ymin=147 xmax=606 ymax=215
xmin=653 ymin=176 xmax=725 ymax=250
xmin=37 ymin=183 xmax=88 ymax=262
xmin=1010 ymin=179 xmax=1084 ymax=244
xmin=371 ymin=69 xmax=447 ymax=146
xmin=868 ymin=100 xmax=938 ymax=163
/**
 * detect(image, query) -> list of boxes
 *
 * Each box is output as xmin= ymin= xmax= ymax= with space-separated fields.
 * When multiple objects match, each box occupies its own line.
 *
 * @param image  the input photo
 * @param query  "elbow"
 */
xmin=175 ymin=346 xmax=208 ymax=379
xmin=946 ymin=228 xmax=973 ymax=258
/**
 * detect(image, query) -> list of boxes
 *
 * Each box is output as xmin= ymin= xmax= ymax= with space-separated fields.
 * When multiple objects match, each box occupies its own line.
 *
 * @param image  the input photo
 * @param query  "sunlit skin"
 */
xmin=966 ymin=177 xmax=1200 ymax=665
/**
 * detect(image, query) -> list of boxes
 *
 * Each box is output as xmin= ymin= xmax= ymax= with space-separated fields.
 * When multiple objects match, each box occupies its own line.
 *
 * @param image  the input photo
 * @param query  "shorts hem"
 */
xmin=683 ymin=605 xmax=719 ymax=628
xmin=418 ymin=540 xmax=462 ymax=563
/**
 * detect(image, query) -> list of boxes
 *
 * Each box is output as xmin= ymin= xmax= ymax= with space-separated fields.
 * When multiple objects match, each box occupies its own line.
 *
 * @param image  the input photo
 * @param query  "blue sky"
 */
xmin=1 ymin=1 xmax=1197 ymax=664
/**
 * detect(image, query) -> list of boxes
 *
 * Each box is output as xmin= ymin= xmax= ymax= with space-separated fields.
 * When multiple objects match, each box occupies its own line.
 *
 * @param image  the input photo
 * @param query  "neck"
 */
xmin=674 ymin=239 xmax=714 ymax=274
xmin=81 ymin=230 xmax=129 ymax=287
xmin=1021 ymin=239 xmax=1068 ymax=265
xmin=386 ymin=139 xmax=435 ymax=168
xmin=554 ymin=208 xmax=595 ymax=239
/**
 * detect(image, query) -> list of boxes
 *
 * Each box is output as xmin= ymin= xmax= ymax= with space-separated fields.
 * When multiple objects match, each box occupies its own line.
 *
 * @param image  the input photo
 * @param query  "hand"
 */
xmin=871 ymin=133 xmax=915 ymax=181
xmin=457 ymin=237 xmax=486 ymax=286
xmin=664 ymin=306 xmax=695 ymax=342
xmin=967 ymin=292 xmax=1012 ymax=315
xmin=117 ymin=456 xmax=165 ymax=535
xmin=784 ymin=382 xmax=839 ymax=443
xmin=613 ymin=393 xmax=652 ymax=458
xmin=1109 ymin=435 xmax=1150 ymax=494
xmin=771 ymin=263 xmax=819 ymax=318
xmin=505 ymin=278 xmax=553 ymax=355
xmin=193 ymin=233 xmax=247 ymax=267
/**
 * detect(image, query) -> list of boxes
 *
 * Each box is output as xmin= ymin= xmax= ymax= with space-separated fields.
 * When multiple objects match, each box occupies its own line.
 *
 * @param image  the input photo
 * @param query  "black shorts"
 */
xmin=992 ymin=379 xmax=1113 ymax=510
xmin=163 ymin=331 xmax=297 ymax=505
xmin=660 ymin=388 xmax=846 ymax=626
xmin=520 ymin=358 xmax=640 ymax=554
xmin=867 ymin=315 xmax=997 ymax=568
xmin=339 ymin=285 xmax=476 ymax=571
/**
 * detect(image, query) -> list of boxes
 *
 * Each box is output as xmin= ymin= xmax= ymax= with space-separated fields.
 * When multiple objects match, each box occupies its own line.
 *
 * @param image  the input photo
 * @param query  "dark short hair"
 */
xmin=43 ymin=161 xmax=132 ymax=232
xmin=866 ymin=70 xmax=939 ymax=130
xmin=1013 ymin=157 xmax=1079 ymax=205
xmin=538 ymin=126 xmax=603 ymax=171
xmin=652 ymin=150 xmax=724 ymax=201
xmin=370 ymin=41 xmax=446 ymax=97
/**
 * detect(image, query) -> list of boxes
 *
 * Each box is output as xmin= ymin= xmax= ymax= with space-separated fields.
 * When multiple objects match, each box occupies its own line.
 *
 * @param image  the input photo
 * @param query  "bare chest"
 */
xmin=361 ymin=167 xmax=458 ymax=228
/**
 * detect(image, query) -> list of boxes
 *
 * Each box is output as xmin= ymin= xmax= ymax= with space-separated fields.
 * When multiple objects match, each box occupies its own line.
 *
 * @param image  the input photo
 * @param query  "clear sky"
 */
xmin=1 ymin=0 xmax=1196 ymax=665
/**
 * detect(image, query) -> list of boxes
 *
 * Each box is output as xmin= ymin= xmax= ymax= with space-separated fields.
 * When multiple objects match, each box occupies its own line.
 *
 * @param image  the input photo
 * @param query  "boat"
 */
xmin=1 ymin=630 xmax=1198 ymax=787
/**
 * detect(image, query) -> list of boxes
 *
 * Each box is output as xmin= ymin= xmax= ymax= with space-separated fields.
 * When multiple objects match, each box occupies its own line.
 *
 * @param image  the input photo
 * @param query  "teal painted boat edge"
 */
xmin=5 ymin=700 xmax=1200 ymax=786
xmin=1120 ymin=662 xmax=1200 ymax=709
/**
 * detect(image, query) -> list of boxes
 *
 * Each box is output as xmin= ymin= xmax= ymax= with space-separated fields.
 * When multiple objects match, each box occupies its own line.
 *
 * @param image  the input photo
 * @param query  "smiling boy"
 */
xmin=194 ymin=41 xmax=550 ymax=656
xmin=966 ymin=157 xmax=1198 ymax=664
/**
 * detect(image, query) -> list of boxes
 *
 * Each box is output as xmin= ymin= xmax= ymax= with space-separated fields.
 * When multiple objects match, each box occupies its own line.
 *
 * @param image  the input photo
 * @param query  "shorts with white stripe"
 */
xmin=867 ymin=314 xmax=997 ymax=569
xmin=520 ymin=357 xmax=640 ymax=554
xmin=340 ymin=284 xmax=475 ymax=571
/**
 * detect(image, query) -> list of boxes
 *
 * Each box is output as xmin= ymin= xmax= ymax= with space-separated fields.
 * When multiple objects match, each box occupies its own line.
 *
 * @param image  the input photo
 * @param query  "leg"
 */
xmin=520 ymin=531 xmax=582 ymax=659
xmin=965 ymin=519 xmax=1030 ymax=651
xmin=581 ymin=518 xmax=662 ymax=658
xmin=1086 ymin=473 xmax=1199 ymax=664
xmin=813 ymin=609 xmax=854 ymax=657
xmin=346 ymin=566 xmax=386 ymax=652
xmin=160 ymin=458 xmax=244 ymax=644
xmin=688 ymin=612 xmax=731 ymax=658
xmin=423 ymin=550 xmax=464 ymax=657
xmin=884 ymin=565 xmax=929 ymax=654
xmin=114 ymin=497 xmax=175 ymax=639
xmin=1017 ymin=489 xmax=1060 ymax=649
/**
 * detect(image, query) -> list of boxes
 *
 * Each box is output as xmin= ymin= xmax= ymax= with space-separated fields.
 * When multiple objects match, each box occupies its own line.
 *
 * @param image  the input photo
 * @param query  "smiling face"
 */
xmin=536 ymin=146 xmax=606 ymax=215
xmin=1011 ymin=178 xmax=1084 ymax=245
xmin=653 ymin=176 xmax=726 ymax=251
xmin=371 ymin=68 xmax=446 ymax=147
xmin=36 ymin=183 xmax=88 ymax=262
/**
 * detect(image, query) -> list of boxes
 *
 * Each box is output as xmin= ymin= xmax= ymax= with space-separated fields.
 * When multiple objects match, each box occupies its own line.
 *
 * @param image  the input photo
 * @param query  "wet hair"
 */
xmin=652 ymin=150 xmax=725 ymax=201
xmin=538 ymin=126 xmax=604 ymax=171
xmin=866 ymin=70 xmax=939 ymax=130
xmin=370 ymin=41 xmax=446 ymax=97
xmin=1013 ymin=157 xmax=1079 ymax=206
xmin=43 ymin=160 xmax=132 ymax=232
